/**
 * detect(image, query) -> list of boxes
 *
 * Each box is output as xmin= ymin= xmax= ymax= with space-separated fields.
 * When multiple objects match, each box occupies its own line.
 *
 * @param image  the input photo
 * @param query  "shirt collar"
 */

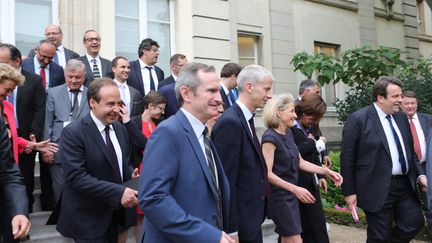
xmin=86 ymin=54 xmax=100 ymax=63
xmin=113 ymin=79 xmax=127 ymax=88
xmin=56 ymin=45 xmax=64 ymax=53
xmin=220 ymin=82 xmax=229 ymax=95
xmin=374 ymin=102 xmax=390 ymax=120
xmin=139 ymin=59 xmax=153 ymax=69
xmin=236 ymin=100 xmax=253 ymax=121
xmin=180 ymin=108 xmax=206 ymax=140
xmin=172 ymin=74 xmax=178 ymax=81
xmin=67 ymin=85 xmax=84 ymax=93
xmin=90 ymin=111 xmax=112 ymax=133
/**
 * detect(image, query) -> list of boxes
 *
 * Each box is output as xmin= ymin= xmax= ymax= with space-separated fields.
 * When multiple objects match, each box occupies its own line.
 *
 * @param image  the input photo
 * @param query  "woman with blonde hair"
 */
xmin=261 ymin=93 xmax=342 ymax=243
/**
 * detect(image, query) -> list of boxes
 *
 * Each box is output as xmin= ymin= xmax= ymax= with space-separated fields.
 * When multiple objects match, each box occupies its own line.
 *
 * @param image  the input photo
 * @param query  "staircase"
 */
xmin=28 ymin=159 xmax=277 ymax=242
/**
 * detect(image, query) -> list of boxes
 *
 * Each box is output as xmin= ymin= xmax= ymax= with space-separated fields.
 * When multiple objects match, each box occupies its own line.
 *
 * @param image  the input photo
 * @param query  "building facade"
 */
xmin=1 ymin=0 xmax=431 ymax=143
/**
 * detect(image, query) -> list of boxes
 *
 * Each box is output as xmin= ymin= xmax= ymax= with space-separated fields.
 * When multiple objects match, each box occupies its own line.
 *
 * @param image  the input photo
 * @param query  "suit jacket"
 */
xmin=43 ymin=84 xmax=89 ymax=145
xmin=27 ymin=47 xmax=80 ymax=64
xmin=341 ymin=105 xmax=424 ymax=213
xmin=15 ymin=69 xmax=46 ymax=141
xmin=126 ymin=115 xmax=148 ymax=168
xmin=21 ymin=59 xmax=65 ymax=88
xmin=128 ymin=86 xmax=144 ymax=117
xmin=219 ymin=88 xmax=230 ymax=108
xmin=211 ymin=103 xmax=266 ymax=240
xmin=56 ymin=114 xmax=133 ymax=239
xmin=158 ymin=75 xmax=175 ymax=89
xmin=2 ymin=101 xmax=28 ymax=164
xmin=0 ymin=116 xmax=28 ymax=217
xmin=158 ymin=82 xmax=179 ymax=118
xmin=139 ymin=110 xmax=230 ymax=243
xmin=127 ymin=60 xmax=164 ymax=96
xmin=78 ymin=56 xmax=112 ymax=86
xmin=417 ymin=112 xmax=432 ymax=148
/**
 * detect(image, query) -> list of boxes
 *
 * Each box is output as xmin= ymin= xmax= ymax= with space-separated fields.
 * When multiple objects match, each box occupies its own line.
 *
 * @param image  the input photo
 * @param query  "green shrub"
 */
xmin=321 ymin=151 xmax=344 ymax=207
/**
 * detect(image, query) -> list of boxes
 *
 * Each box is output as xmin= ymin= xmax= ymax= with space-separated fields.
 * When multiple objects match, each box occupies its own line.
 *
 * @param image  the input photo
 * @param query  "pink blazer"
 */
xmin=2 ymin=100 xmax=28 ymax=164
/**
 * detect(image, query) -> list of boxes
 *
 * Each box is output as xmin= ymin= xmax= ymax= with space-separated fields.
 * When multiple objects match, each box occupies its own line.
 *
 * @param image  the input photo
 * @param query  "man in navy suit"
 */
xmin=78 ymin=30 xmax=112 ymax=86
xmin=56 ymin=78 xmax=138 ymax=242
xmin=139 ymin=62 xmax=233 ymax=243
xmin=219 ymin=62 xmax=242 ymax=109
xmin=341 ymin=77 xmax=426 ymax=242
xmin=128 ymin=38 xmax=164 ymax=96
xmin=27 ymin=25 xmax=79 ymax=69
xmin=212 ymin=65 xmax=273 ymax=243
xmin=158 ymin=53 xmax=187 ymax=89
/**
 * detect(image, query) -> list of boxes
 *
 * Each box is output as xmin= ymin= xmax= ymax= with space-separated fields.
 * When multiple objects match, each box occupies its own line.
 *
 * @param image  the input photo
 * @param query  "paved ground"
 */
xmin=263 ymin=223 xmax=429 ymax=243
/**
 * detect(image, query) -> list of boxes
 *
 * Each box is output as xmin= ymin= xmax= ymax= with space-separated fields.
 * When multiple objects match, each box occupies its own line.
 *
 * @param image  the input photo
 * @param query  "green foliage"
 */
xmin=291 ymin=46 xmax=407 ymax=123
xmin=320 ymin=151 xmax=344 ymax=206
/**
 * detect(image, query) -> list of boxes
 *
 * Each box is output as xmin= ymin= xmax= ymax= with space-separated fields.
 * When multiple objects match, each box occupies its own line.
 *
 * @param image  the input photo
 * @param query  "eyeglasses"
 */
xmin=36 ymin=49 xmax=54 ymax=61
xmin=84 ymin=37 xmax=101 ymax=42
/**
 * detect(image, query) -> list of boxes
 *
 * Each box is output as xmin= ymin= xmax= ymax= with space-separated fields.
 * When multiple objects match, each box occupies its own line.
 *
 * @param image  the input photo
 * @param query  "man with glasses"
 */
xmin=158 ymin=54 xmax=187 ymax=89
xmin=78 ymin=30 xmax=112 ymax=86
xmin=21 ymin=39 xmax=65 ymax=212
xmin=27 ymin=25 xmax=79 ymax=69
xmin=128 ymin=38 xmax=164 ymax=96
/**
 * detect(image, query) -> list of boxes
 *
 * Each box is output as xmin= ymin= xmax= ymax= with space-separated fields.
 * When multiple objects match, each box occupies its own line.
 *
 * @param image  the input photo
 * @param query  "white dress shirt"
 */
xmin=139 ymin=59 xmax=159 ymax=94
xmin=33 ymin=56 xmax=51 ymax=90
xmin=409 ymin=113 xmax=426 ymax=162
xmin=86 ymin=54 xmax=102 ymax=74
xmin=56 ymin=45 xmax=67 ymax=69
xmin=236 ymin=100 xmax=254 ymax=136
xmin=113 ymin=79 xmax=131 ymax=113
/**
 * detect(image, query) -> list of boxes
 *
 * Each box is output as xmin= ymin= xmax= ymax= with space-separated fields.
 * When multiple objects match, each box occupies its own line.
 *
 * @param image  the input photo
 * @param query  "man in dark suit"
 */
xmin=56 ymin=78 xmax=137 ymax=242
xmin=212 ymin=65 xmax=273 ymax=243
xmin=0 ymin=43 xmax=46 ymax=213
xmin=27 ymin=24 xmax=79 ymax=69
xmin=219 ymin=62 xmax=242 ymax=109
xmin=42 ymin=59 xmax=90 ymax=202
xmin=139 ymin=62 xmax=232 ymax=243
xmin=0 ymin=117 xmax=31 ymax=241
xmin=341 ymin=76 xmax=426 ymax=242
xmin=401 ymin=90 xmax=432 ymax=237
xmin=21 ymin=39 xmax=64 ymax=210
xmin=294 ymin=79 xmax=320 ymax=106
xmin=112 ymin=56 xmax=143 ymax=117
xmin=128 ymin=38 xmax=164 ymax=96
xmin=157 ymin=53 xmax=187 ymax=89
xmin=158 ymin=81 xmax=179 ymax=119
xmin=78 ymin=30 xmax=112 ymax=86
xmin=22 ymin=39 xmax=65 ymax=90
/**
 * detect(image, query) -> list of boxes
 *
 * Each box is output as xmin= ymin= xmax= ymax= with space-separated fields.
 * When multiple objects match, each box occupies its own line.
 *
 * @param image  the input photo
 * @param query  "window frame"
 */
xmin=238 ymin=33 xmax=261 ymax=66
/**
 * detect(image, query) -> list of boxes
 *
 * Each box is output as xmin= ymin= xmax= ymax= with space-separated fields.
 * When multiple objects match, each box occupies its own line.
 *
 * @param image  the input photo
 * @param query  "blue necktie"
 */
xmin=145 ymin=66 xmax=156 ymax=91
xmin=7 ymin=91 xmax=19 ymax=128
xmin=228 ymin=90 xmax=236 ymax=106
xmin=53 ymin=51 xmax=59 ymax=64
xmin=385 ymin=115 xmax=407 ymax=174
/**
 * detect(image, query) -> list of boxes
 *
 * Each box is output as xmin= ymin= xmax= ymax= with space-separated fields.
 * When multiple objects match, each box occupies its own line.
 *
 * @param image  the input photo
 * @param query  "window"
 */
xmin=418 ymin=1 xmax=426 ymax=35
xmin=115 ymin=0 xmax=172 ymax=74
xmin=314 ymin=42 xmax=340 ymax=109
xmin=0 ymin=0 xmax=58 ymax=55
xmin=238 ymin=34 xmax=260 ymax=66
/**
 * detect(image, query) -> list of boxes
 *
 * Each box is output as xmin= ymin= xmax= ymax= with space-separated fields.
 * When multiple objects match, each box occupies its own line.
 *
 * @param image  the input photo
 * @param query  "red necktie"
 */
xmin=40 ymin=67 xmax=46 ymax=89
xmin=409 ymin=117 xmax=422 ymax=161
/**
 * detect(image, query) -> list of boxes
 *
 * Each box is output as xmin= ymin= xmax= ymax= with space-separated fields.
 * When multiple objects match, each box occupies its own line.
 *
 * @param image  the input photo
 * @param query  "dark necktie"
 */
xmin=54 ymin=50 xmax=59 ymax=64
xmin=248 ymin=116 xmax=271 ymax=197
xmin=92 ymin=59 xmax=101 ymax=78
xmin=385 ymin=115 xmax=407 ymax=174
xmin=409 ymin=117 xmax=422 ymax=161
xmin=40 ymin=66 xmax=46 ymax=89
xmin=104 ymin=126 xmax=122 ymax=183
xmin=145 ymin=66 xmax=156 ymax=91
xmin=203 ymin=127 xmax=222 ymax=229
xmin=228 ymin=90 xmax=236 ymax=106
xmin=70 ymin=90 xmax=80 ymax=119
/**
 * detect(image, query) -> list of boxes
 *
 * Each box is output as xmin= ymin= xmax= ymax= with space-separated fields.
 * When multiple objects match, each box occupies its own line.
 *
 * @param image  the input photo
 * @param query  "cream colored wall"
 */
xmin=422 ymin=2 xmax=432 ymax=36
xmin=419 ymin=41 xmax=432 ymax=58
xmin=99 ymin=0 xmax=115 ymax=60
xmin=375 ymin=17 xmax=405 ymax=49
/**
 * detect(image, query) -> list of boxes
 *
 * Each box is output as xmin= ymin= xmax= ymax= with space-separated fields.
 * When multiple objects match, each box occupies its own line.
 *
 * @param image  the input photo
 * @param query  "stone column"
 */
xmin=402 ymin=0 xmax=420 ymax=60
xmin=358 ymin=0 xmax=377 ymax=47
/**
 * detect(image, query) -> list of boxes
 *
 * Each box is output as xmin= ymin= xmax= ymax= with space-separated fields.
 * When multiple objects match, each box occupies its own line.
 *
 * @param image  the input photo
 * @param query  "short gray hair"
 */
xmin=175 ymin=62 xmax=216 ymax=105
xmin=65 ymin=59 xmax=86 ymax=75
xmin=237 ymin=65 xmax=274 ymax=93
xmin=298 ymin=79 xmax=318 ymax=95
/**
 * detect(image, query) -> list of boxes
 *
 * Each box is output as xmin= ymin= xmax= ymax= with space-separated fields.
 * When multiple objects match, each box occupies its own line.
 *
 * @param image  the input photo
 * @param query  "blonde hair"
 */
xmin=0 ymin=63 xmax=24 ymax=86
xmin=263 ymin=93 xmax=294 ymax=129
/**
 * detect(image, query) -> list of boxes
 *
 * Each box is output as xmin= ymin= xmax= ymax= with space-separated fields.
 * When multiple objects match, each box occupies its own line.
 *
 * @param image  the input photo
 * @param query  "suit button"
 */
xmin=261 ymin=196 xmax=265 ymax=200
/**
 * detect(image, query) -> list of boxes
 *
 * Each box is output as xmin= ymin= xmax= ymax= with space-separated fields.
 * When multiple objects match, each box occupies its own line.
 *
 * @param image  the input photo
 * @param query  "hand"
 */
xmin=319 ymin=136 xmax=326 ymax=143
xmin=41 ymin=151 xmax=54 ymax=164
xmin=33 ymin=139 xmax=59 ymax=154
xmin=121 ymin=187 xmax=138 ymax=208
xmin=131 ymin=168 xmax=139 ymax=178
xmin=307 ymin=133 xmax=315 ymax=140
xmin=292 ymin=186 xmax=315 ymax=204
xmin=326 ymin=168 xmax=343 ymax=186
xmin=11 ymin=215 xmax=31 ymax=239
xmin=323 ymin=155 xmax=332 ymax=168
xmin=344 ymin=194 xmax=357 ymax=211
xmin=119 ymin=105 xmax=130 ymax=123
xmin=418 ymin=176 xmax=427 ymax=192
xmin=220 ymin=232 xmax=235 ymax=243
xmin=319 ymin=178 xmax=328 ymax=193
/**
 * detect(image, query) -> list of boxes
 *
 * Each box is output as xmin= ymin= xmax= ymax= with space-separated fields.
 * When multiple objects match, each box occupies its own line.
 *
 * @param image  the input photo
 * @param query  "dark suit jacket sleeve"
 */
xmin=211 ymin=117 xmax=242 ymax=233
xmin=59 ymin=125 xmax=125 ymax=208
xmin=0 ymin=118 xmax=28 ymax=216
xmin=30 ymin=75 xmax=46 ymax=140
xmin=340 ymin=113 xmax=362 ymax=196
xmin=124 ymin=117 xmax=147 ymax=150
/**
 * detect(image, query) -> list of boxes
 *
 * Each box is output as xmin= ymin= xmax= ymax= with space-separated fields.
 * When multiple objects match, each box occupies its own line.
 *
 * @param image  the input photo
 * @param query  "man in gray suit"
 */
xmin=112 ymin=56 xmax=143 ymax=117
xmin=42 ymin=59 xmax=90 ymax=201
xmin=78 ymin=30 xmax=112 ymax=86
xmin=27 ymin=25 xmax=79 ymax=69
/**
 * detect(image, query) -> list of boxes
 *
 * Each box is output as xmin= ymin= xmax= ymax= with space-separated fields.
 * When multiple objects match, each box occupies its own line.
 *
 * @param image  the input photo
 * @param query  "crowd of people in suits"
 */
xmin=1 ymin=22 xmax=432 ymax=243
